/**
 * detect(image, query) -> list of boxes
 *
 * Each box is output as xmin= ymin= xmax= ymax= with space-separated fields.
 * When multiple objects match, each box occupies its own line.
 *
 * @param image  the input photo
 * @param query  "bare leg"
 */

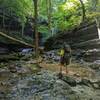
xmin=60 ymin=64 xmax=63 ymax=74
xmin=65 ymin=58 xmax=70 ymax=74
xmin=58 ymin=64 xmax=63 ymax=79
xmin=66 ymin=66 xmax=68 ymax=74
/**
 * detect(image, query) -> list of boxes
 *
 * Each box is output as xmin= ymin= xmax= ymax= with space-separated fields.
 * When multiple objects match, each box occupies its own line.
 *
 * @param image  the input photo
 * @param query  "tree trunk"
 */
xmin=33 ymin=0 xmax=39 ymax=58
xmin=47 ymin=0 xmax=52 ymax=36
xmin=2 ymin=10 xmax=5 ymax=29
xmin=21 ymin=23 xmax=25 ymax=37
xmin=79 ymin=0 xmax=86 ymax=22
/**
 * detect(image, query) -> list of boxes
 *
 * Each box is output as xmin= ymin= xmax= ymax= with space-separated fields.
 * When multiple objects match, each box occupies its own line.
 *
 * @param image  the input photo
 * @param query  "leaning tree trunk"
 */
xmin=79 ymin=0 xmax=86 ymax=22
xmin=33 ymin=0 xmax=39 ymax=58
xmin=0 ymin=32 xmax=33 ymax=47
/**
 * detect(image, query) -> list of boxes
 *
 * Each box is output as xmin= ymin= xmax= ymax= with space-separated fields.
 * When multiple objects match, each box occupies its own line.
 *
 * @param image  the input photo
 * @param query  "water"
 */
xmin=98 ymin=28 xmax=100 ymax=39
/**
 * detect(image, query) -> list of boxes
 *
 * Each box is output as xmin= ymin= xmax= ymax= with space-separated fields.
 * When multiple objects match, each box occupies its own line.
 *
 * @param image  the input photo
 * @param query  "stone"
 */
xmin=93 ymin=83 xmax=100 ymax=89
xmin=62 ymin=75 xmax=77 ymax=86
xmin=9 ymin=65 xmax=17 ymax=73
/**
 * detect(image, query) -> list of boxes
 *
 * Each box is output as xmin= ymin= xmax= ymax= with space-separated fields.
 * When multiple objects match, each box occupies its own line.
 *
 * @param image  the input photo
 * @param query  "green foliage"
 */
xmin=0 ymin=0 xmax=34 ymax=23
xmin=0 ymin=0 xmax=99 ymax=38
xmin=38 ymin=25 xmax=49 ymax=37
xmin=51 ymin=0 xmax=82 ymax=31
xmin=86 ymin=0 xmax=100 ymax=19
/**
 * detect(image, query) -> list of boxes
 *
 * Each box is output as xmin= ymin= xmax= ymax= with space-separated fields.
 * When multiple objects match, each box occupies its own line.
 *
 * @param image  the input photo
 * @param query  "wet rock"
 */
xmin=93 ymin=83 xmax=100 ymax=89
xmin=21 ymin=53 xmax=33 ymax=61
xmin=89 ymin=63 xmax=100 ymax=70
xmin=0 ymin=70 xmax=11 ymax=79
xmin=20 ymin=48 xmax=33 ymax=55
xmin=29 ymin=71 xmax=78 ymax=100
xmin=62 ymin=75 xmax=77 ymax=86
xmin=42 ymin=50 xmax=60 ymax=63
xmin=71 ymin=85 xmax=98 ymax=100
xmin=16 ymin=66 xmax=31 ymax=74
xmin=91 ymin=80 xmax=100 ymax=89
xmin=52 ymin=79 xmax=73 ymax=95
xmin=80 ymin=79 xmax=92 ymax=87
xmin=9 ymin=64 xmax=17 ymax=73
xmin=0 ymin=60 xmax=100 ymax=100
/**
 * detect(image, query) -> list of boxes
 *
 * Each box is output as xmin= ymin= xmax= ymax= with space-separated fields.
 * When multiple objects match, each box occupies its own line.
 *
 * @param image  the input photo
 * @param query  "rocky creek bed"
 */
xmin=0 ymin=51 xmax=100 ymax=100
xmin=0 ymin=61 xmax=100 ymax=100
xmin=0 ymin=64 xmax=76 ymax=100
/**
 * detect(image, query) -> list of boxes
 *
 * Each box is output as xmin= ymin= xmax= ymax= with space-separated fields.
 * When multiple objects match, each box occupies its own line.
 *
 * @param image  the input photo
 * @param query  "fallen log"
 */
xmin=0 ymin=31 xmax=34 ymax=47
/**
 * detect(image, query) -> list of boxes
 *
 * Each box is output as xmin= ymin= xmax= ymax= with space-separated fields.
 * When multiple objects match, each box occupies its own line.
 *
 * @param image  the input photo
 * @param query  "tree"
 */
xmin=0 ymin=0 xmax=99 ymax=40
xmin=33 ymin=0 xmax=39 ymax=58
xmin=0 ymin=0 xmax=34 ymax=34
xmin=78 ymin=0 xmax=86 ymax=22
xmin=47 ymin=0 xmax=52 ymax=36
xmin=86 ymin=0 xmax=100 ymax=28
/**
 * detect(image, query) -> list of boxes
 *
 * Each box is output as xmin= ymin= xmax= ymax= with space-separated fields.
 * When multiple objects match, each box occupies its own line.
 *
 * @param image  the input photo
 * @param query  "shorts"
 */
xmin=60 ymin=56 xmax=70 ymax=65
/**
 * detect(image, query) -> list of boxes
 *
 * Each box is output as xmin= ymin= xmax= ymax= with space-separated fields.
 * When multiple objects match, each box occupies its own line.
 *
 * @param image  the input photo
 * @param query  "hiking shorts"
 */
xmin=60 ymin=56 xmax=70 ymax=65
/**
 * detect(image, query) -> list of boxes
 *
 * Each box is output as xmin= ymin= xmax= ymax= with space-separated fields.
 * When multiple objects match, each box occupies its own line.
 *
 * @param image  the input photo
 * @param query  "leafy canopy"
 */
xmin=0 ymin=0 xmax=100 ymax=37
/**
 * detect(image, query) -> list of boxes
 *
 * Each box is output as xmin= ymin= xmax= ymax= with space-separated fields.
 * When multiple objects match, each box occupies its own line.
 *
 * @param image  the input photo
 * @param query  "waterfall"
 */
xmin=98 ymin=28 xmax=100 ymax=39
xmin=95 ymin=18 xmax=100 ymax=39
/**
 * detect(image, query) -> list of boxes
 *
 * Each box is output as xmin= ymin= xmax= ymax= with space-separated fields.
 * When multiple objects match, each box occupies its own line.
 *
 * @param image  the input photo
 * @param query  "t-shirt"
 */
xmin=59 ymin=49 xmax=65 ymax=56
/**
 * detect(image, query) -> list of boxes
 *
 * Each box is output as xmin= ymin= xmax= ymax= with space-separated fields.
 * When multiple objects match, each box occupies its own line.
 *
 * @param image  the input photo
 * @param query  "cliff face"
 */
xmin=0 ymin=10 xmax=33 ymax=52
xmin=45 ymin=22 xmax=99 ymax=50
xmin=45 ymin=22 xmax=99 ymax=62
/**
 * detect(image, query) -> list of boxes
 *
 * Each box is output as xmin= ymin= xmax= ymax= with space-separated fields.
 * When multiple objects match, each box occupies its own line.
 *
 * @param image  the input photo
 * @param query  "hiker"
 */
xmin=59 ymin=43 xmax=71 ymax=75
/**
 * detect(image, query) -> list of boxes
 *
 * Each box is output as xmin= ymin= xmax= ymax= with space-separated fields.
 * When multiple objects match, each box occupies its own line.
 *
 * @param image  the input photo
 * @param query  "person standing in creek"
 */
xmin=59 ymin=42 xmax=71 ymax=77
